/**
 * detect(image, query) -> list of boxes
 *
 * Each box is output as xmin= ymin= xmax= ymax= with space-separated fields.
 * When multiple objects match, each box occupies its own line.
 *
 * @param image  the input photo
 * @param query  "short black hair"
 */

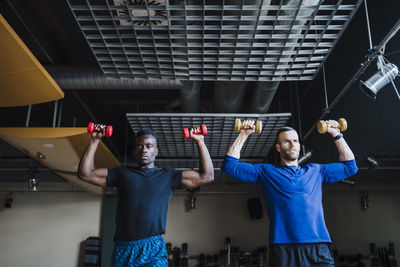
xmin=275 ymin=126 xmax=297 ymax=144
xmin=135 ymin=128 xmax=157 ymax=141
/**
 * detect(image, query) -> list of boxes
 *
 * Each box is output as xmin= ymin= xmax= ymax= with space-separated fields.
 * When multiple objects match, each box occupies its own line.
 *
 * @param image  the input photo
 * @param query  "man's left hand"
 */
xmin=325 ymin=120 xmax=341 ymax=137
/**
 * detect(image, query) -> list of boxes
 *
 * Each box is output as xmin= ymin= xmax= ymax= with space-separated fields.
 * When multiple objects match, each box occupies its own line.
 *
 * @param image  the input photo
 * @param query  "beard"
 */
xmin=281 ymin=150 xmax=299 ymax=161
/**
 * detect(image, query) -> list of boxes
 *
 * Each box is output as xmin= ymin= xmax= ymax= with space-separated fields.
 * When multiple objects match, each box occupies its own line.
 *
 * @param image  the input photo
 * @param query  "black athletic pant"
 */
xmin=268 ymin=243 xmax=335 ymax=267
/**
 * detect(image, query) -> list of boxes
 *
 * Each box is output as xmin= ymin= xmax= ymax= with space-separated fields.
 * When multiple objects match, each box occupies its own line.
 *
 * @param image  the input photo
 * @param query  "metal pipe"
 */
xmin=57 ymin=101 xmax=63 ymax=127
xmin=25 ymin=105 xmax=32 ymax=127
xmin=52 ymin=100 xmax=58 ymax=128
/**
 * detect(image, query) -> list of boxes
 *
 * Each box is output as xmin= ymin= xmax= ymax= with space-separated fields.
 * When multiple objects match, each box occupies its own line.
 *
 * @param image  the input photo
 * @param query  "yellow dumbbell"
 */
xmin=234 ymin=119 xmax=262 ymax=134
xmin=317 ymin=118 xmax=347 ymax=134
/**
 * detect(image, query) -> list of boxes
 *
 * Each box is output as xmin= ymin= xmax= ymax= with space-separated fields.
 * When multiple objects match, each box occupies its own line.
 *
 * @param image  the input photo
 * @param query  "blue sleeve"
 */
xmin=322 ymin=159 xmax=358 ymax=184
xmin=221 ymin=155 xmax=260 ymax=184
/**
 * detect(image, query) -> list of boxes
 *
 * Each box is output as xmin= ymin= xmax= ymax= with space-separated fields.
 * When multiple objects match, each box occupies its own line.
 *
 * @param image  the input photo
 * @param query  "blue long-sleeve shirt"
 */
xmin=222 ymin=155 xmax=358 ymax=245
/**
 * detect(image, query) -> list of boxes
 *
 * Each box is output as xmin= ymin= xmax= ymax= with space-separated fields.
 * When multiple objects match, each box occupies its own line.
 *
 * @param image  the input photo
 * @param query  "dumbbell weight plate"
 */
xmin=106 ymin=126 xmax=113 ymax=137
xmin=87 ymin=122 xmax=95 ymax=134
xmin=317 ymin=121 xmax=328 ymax=134
xmin=234 ymin=119 xmax=241 ymax=132
xmin=183 ymin=128 xmax=190 ymax=139
xmin=201 ymin=124 xmax=207 ymax=136
xmin=338 ymin=118 xmax=347 ymax=132
xmin=255 ymin=121 xmax=262 ymax=134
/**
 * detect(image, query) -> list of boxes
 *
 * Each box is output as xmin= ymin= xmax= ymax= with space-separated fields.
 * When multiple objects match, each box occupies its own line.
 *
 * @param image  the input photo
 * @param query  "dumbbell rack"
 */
xmin=126 ymin=113 xmax=291 ymax=174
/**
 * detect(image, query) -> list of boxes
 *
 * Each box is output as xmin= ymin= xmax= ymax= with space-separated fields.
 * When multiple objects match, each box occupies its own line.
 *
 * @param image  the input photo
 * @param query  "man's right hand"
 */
xmin=91 ymin=124 xmax=106 ymax=140
xmin=240 ymin=120 xmax=256 ymax=136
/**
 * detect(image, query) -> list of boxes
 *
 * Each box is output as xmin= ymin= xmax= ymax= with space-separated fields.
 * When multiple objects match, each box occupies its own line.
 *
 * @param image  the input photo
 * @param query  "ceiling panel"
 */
xmin=67 ymin=0 xmax=362 ymax=81
xmin=126 ymin=112 xmax=291 ymax=161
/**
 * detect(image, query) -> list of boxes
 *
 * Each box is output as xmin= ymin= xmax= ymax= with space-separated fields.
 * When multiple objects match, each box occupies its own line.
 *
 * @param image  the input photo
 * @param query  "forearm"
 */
xmin=197 ymin=140 xmax=214 ymax=182
xmin=334 ymin=137 xmax=355 ymax=161
xmin=78 ymin=139 xmax=100 ymax=178
xmin=226 ymin=133 xmax=250 ymax=158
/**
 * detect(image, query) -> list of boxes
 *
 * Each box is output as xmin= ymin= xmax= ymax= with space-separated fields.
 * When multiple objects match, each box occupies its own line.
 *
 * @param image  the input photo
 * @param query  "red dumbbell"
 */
xmin=183 ymin=124 xmax=207 ymax=139
xmin=87 ymin=122 xmax=113 ymax=137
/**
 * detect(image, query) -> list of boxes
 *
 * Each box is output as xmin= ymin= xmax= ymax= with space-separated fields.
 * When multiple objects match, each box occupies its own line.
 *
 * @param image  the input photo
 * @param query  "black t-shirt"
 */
xmin=107 ymin=166 xmax=182 ymax=241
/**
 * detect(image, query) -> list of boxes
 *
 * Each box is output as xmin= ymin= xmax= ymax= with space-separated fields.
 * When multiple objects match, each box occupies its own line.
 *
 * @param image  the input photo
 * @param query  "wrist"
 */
xmin=333 ymin=133 xmax=343 ymax=141
xmin=195 ymin=139 xmax=205 ymax=145
xmin=90 ymin=138 xmax=101 ymax=144
xmin=239 ymin=132 xmax=251 ymax=138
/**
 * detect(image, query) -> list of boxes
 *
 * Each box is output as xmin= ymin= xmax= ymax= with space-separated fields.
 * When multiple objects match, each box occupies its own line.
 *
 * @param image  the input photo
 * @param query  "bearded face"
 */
xmin=275 ymin=130 xmax=300 ymax=162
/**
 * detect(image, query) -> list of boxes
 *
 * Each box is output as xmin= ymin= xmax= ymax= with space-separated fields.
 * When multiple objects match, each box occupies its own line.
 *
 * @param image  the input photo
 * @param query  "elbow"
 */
xmin=203 ymin=172 xmax=214 ymax=183
xmin=199 ymin=172 xmax=214 ymax=185
xmin=221 ymin=163 xmax=234 ymax=177
xmin=207 ymin=172 xmax=214 ymax=183
xmin=221 ymin=161 xmax=229 ymax=175
xmin=346 ymin=161 xmax=359 ymax=177
xmin=351 ymin=166 xmax=359 ymax=176
xmin=77 ymin=170 xmax=90 ymax=182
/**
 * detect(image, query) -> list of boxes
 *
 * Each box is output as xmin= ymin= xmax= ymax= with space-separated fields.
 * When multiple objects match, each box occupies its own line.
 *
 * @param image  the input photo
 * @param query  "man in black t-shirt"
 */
xmin=79 ymin=127 xmax=214 ymax=266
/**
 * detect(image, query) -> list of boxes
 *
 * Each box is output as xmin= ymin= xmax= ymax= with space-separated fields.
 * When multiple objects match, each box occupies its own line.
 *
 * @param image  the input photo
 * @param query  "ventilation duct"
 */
xmin=181 ymin=81 xmax=201 ymax=113
xmin=249 ymin=82 xmax=280 ymax=113
xmin=46 ymin=66 xmax=183 ymax=90
xmin=213 ymin=81 xmax=247 ymax=113
xmin=247 ymin=0 xmax=320 ymax=113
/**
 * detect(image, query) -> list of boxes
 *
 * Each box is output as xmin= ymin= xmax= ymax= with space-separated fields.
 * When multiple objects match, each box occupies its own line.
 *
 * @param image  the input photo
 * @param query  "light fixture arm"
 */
xmin=303 ymin=19 xmax=400 ymax=141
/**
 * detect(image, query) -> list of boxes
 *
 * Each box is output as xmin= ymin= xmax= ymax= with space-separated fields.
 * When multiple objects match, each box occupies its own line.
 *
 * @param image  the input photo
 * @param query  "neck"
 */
xmin=139 ymin=162 xmax=155 ymax=169
xmin=280 ymin=158 xmax=298 ymax=166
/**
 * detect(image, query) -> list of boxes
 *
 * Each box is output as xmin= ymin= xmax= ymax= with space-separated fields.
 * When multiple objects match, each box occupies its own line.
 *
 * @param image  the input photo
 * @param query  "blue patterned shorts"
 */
xmin=112 ymin=235 xmax=168 ymax=267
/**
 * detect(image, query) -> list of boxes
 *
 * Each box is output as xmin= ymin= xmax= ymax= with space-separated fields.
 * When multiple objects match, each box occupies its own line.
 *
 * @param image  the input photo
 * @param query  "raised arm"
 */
xmin=226 ymin=120 xmax=255 ymax=158
xmin=78 ymin=125 xmax=108 ymax=187
xmin=181 ymin=127 xmax=214 ymax=189
xmin=222 ymin=120 xmax=259 ymax=183
xmin=325 ymin=120 xmax=355 ymax=161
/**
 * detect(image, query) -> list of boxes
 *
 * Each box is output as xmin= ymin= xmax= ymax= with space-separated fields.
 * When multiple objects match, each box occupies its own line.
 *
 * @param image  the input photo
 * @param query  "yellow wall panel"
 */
xmin=0 ymin=14 xmax=64 ymax=107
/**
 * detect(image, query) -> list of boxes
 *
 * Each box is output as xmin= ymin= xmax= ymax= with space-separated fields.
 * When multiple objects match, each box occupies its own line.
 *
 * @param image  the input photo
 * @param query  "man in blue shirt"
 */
xmin=79 ymin=126 xmax=214 ymax=266
xmin=222 ymin=120 xmax=358 ymax=267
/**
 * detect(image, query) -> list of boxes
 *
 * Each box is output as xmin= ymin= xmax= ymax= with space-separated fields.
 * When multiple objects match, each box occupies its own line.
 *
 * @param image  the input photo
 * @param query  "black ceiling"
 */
xmin=0 ymin=0 xmax=399 ymax=185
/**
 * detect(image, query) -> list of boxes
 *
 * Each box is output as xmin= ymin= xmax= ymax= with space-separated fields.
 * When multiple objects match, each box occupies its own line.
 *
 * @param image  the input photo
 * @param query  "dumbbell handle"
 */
xmin=183 ymin=124 xmax=207 ymax=139
xmin=317 ymin=118 xmax=347 ymax=134
xmin=87 ymin=122 xmax=113 ymax=137
xmin=234 ymin=119 xmax=262 ymax=134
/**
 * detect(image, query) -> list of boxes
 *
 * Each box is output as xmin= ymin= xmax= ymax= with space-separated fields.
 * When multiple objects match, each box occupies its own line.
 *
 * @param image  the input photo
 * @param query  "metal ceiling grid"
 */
xmin=68 ymin=0 xmax=362 ymax=81
xmin=126 ymin=113 xmax=291 ymax=163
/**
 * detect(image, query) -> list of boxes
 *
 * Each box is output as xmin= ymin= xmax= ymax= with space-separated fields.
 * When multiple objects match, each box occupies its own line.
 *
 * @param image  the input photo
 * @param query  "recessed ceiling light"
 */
xmin=43 ymin=144 xmax=55 ymax=148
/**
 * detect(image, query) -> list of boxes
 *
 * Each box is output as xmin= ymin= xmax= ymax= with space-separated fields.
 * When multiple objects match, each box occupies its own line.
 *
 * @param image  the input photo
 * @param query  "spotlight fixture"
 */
xmin=298 ymin=150 xmax=313 ymax=165
xmin=340 ymin=179 xmax=356 ymax=186
xmin=366 ymin=156 xmax=379 ymax=169
xmin=28 ymin=177 xmax=40 ymax=191
xmin=360 ymin=57 xmax=398 ymax=100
